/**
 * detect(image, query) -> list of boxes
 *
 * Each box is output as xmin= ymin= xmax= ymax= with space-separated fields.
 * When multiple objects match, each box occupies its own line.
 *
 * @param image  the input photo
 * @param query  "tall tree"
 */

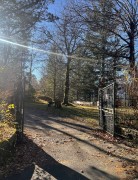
xmin=41 ymin=9 xmax=83 ymax=104
xmin=70 ymin=0 xmax=138 ymax=82
xmin=40 ymin=44 xmax=65 ymax=101
xmin=0 ymin=0 xmax=54 ymax=92
xmin=0 ymin=0 xmax=55 ymax=140
xmin=69 ymin=0 xmax=120 ymax=85
xmin=112 ymin=0 xmax=138 ymax=73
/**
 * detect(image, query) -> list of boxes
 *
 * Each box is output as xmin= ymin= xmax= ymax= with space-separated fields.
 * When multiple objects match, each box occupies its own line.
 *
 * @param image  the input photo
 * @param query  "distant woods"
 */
xmin=38 ymin=0 xmax=138 ymax=104
xmin=0 ymin=0 xmax=54 ymax=99
xmin=0 ymin=0 xmax=137 ymax=105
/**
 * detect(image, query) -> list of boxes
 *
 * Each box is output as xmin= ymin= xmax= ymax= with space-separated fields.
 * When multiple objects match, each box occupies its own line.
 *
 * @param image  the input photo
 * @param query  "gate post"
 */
xmin=113 ymin=82 xmax=115 ymax=136
xmin=99 ymin=88 xmax=104 ymax=128
xmin=14 ymin=76 xmax=25 ymax=143
xmin=98 ymin=83 xmax=116 ymax=136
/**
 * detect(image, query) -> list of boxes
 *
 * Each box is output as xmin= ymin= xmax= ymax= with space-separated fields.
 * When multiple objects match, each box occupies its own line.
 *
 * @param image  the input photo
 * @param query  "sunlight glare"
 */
xmin=0 ymin=38 xmax=96 ymax=62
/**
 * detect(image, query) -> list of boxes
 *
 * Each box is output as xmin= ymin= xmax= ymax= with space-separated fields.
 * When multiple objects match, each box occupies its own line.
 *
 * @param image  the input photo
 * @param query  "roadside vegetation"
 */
xmin=0 ymin=121 xmax=16 ymax=143
xmin=27 ymin=100 xmax=99 ymax=127
xmin=0 ymin=102 xmax=16 ymax=142
xmin=0 ymin=102 xmax=16 ymax=168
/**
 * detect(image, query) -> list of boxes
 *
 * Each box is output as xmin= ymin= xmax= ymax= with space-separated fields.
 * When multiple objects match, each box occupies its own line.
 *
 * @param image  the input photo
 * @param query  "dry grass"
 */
xmin=27 ymin=101 xmax=99 ymax=126
xmin=0 ymin=121 xmax=16 ymax=143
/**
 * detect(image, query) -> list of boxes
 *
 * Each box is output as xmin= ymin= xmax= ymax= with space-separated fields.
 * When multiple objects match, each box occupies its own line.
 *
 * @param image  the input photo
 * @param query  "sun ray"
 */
xmin=0 ymin=38 xmax=97 ymax=62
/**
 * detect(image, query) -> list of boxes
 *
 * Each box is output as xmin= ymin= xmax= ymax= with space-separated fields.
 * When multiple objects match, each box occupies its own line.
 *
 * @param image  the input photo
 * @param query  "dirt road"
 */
xmin=4 ymin=104 xmax=138 ymax=180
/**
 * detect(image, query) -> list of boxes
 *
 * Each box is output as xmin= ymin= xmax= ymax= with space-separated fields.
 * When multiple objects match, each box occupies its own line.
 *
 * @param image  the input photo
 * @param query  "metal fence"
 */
xmin=14 ymin=77 xmax=25 ymax=142
xmin=99 ymin=77 xmax=138 ymax=139
xmin=115 ymin=77 xmax=138 ymax=139
xmin=99 ymin=83 xmax=115 ymax=135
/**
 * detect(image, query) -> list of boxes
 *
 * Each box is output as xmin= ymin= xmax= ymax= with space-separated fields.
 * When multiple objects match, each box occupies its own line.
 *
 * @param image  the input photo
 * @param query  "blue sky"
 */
xmin=48 ymin=0 xmax=66 ymax=15
xmin=33 ymin=0 xmax=66 ymax=80
xmin=33 ymin=0 xmax=138 ymax=81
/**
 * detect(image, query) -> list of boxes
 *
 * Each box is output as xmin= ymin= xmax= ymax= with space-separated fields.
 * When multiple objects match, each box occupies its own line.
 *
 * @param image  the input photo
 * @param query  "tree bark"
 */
xmin=129 ymin=22 xmax=135 ymax=71
xmin=53 ymin=77 xmax=56 ymax=101
xmin=28 ymin=54 xmax=33 ymax=94
xmin=63 ymin=57 xmax=71 ymax=105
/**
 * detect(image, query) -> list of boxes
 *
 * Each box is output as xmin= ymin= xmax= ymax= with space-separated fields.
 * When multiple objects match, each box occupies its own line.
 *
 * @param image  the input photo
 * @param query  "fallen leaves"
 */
xmin=0 ymin=121 xmax=16 ymax=143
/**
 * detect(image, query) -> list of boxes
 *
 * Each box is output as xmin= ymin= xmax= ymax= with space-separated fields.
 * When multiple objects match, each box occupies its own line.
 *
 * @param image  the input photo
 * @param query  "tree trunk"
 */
xmin=129 ymin=21 xmax=135 ymax=73
xmin=53 ymin=77 xmax=56 ymax=101
xmin=63 ymin=57 xmax=71 ymax=105
xmin=129 ymin=36 xmax=135 ymax=72
xmin=53 ymin=57 xmax=57 ymax=101
xmin=28 ymin=54 xmax=33 ymax=96
xmin=76 ymin=90 xmax=79 ymax=100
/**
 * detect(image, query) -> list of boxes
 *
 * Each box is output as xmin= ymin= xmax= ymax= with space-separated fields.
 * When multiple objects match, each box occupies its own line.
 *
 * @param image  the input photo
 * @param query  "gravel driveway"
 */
xmin=4 ymin=104 xmax=138 ymax=180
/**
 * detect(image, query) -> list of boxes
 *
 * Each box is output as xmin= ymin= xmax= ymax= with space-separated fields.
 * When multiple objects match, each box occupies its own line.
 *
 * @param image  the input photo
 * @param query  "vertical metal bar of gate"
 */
xmin=15 ymin=56 xmax=25 ymax=142
xmin=112 ymin=82 xmax=115 ymax=136
xmin=21 ymin=76 xmax=25 ymax=136
xmin=99 ymin=88 xmax=103 ymax=128
xmin=99 ymin=83 xmax=115 ymax=136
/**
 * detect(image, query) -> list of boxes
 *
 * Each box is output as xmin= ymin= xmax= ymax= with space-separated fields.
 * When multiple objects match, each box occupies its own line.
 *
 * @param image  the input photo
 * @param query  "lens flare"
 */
xmin=0 ymin=38 xmax=96 ymax=62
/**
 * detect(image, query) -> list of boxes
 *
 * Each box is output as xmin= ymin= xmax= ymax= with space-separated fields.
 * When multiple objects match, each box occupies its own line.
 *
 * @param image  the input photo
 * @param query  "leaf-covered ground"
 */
xmin=28 ymin=101 xmax=99 ymax=125
xmin=0 ymin=121 xmax=16 ymax=143
xmin=0 ymin=103 xmax=138 ymax=179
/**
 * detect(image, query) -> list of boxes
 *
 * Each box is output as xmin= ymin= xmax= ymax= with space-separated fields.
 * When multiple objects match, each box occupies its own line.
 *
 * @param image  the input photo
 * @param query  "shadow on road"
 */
xmin=87 ymin=166 xmax=119 ymax=180
xmin=25 ymin=112 xmax=138 ymax=164
xmin=3 ymin=135 xmax=89 ymax=180
xmin=3 ymin=134 xmax=120 ymax=180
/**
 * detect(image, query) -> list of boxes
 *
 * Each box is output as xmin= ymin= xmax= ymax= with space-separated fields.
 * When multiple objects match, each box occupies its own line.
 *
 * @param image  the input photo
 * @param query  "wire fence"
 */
xmin=115 ymin=76 xmax=138 ymax=139
xmin=99 ymin=69 xmax=138 ymax=140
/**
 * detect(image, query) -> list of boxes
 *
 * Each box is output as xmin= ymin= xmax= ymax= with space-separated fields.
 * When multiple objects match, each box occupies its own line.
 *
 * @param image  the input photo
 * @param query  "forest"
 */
xmin=0 ymin=0 xmax=137 ymax=104
xmin=0 ymin=0 xmax=138 ymax=179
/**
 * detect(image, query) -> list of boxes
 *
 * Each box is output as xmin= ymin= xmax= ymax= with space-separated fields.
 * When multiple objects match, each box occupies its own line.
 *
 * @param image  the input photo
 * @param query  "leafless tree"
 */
xmin=41 ymin=8 xmax=83 ymax=104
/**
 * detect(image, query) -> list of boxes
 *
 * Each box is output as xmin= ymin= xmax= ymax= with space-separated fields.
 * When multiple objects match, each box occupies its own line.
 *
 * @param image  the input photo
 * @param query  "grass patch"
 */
xmin=116 ymin=107 xmax=138 ymax=116
xmin=26 ymin=101 xmax=99 ymax=126
xmin=115 ymin=107 xmax=138 ymax=129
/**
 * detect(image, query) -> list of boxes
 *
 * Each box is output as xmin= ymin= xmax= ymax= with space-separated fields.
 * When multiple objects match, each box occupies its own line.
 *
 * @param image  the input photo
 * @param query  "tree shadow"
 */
xmin=3 ymin=135 xmax=89 ymax=180
xmin=25 ymin=103 xmax=126 ymax=150
xmin=87 ymin=166 xmax=119 ymax=180
xmin=26 ymin=111 xmax=95 ymax=132
xmin=25 ymin=113 xmax=138 ymax=164
xmin=46 ymin=117 xmax=136 ymax=150
xmin=23 ymin=103 xmax=138 ymax=180
xmin=26 ymin=102 xmax=99 ymax=122
xmin=0 ymin=132 xmax=16 ymax=166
